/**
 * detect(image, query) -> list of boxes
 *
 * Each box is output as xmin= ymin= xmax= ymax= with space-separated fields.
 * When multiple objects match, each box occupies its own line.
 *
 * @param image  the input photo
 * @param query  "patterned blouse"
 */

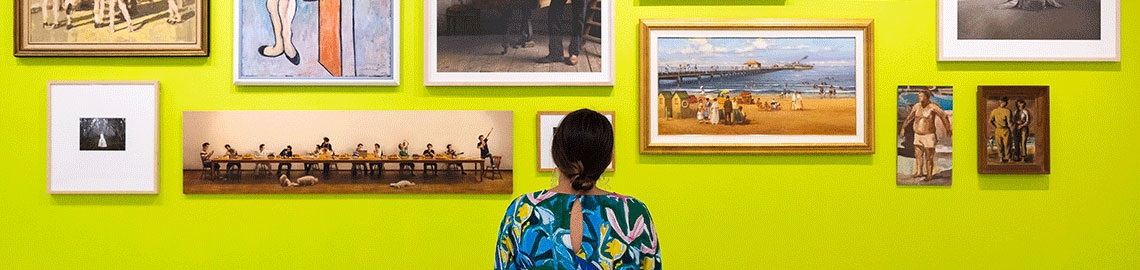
xmin=495 ymin=190 xmax=661 ymax=270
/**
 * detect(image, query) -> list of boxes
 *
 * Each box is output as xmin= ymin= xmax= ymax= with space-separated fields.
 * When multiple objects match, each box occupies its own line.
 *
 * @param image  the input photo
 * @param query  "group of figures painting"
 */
xmin=35 ymin=1 xmax=1092 ymax=193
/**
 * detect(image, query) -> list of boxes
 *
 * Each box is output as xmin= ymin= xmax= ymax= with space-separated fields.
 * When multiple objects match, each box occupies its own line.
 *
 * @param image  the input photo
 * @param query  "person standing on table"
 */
xmin=537 ymin=0 xmax=589 ymax=66
xmin=278 ymin=145 xmax=293 ymax=175
xmin=200 ymin=142 xmax=221 ymax=179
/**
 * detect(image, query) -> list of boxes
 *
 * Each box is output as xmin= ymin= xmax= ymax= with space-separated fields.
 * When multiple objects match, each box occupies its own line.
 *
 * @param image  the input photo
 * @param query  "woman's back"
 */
xmin=496 ymin=190 xmax=661 ymax=270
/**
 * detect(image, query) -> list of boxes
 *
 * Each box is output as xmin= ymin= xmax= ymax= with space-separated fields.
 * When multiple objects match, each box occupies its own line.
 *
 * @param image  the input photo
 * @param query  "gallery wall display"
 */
xmin=897 ymin=86 xmax=953 ymax=186
xmin=15 ymin=0 xmax=210 ymax=56
xmin=537 ymin=111 xmax=615 ymax=172
xmin=939 ymin=0 xmax=1120 ymax=61
xmin=48 ymin=81 xmax=159 ymax=194
xmin=639 ymin=18 xmax=875 ymax=154
xmin=234 ymin=0 xmax=400 ymax=85
xmin=424 ymin=0 xmax=615 ymax=86
xmin=977 ymin=86 xmax=1050 ymax=174
xmin=181 ymin=110 xmax=513 ymax=194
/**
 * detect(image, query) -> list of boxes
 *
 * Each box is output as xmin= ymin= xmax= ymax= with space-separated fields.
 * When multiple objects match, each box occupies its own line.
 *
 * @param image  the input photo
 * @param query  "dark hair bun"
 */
xmin=551 ymin=109 xmax=614 ymax=193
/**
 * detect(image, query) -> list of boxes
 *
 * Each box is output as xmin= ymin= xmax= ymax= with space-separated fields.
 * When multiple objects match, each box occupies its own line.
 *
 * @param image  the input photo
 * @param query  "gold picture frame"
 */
xmin=537 ymin=111 xmax=616 ymax=172
xmin=15 ymin=0 xmax=209 ymax=56
xmin=639 ymin=18 xmax=875 ymax=154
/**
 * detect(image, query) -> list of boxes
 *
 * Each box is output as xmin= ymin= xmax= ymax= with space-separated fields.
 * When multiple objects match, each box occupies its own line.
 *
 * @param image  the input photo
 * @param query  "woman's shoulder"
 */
xmin=600 ymin=193 xmax=653 ymax=214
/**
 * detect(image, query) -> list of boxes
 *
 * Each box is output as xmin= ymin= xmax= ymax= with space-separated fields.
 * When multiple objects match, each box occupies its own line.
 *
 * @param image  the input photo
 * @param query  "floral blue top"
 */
xmin=496 ymin=190 xmax=661 ymax=270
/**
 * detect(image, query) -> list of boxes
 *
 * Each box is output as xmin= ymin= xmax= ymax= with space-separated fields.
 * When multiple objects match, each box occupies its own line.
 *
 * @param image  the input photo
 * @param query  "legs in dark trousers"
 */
xmin=546 ymin=0 xmax=587 ymax=58
xmin=369 ymin=163 xmax=382 ymax=176
xmin=423 ymin=163 xmax=438 ymax=176
xmin=277 ymin=163 xmax=292 ymax=175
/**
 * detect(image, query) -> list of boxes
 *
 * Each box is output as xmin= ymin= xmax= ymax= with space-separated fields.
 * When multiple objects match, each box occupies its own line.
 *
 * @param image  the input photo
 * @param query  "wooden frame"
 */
xmin=977 ymin=86 xmax=1050 ymax=174
xmin=938 ymin=0 xmax=1120 ymax=62
xmin=536 ymin=111 xmax=615 ymax=172
xmin=48 ymin=81 xmax=159 ymax=194
xmin=233 ymin=0 xmax=400 ymax=85
xmin=639 ymin=18 xmax=875 ymax=154
xmin=423 ymin=0 xmax=615 ymax=86
xmin=15 ymin=0 xmax=209 ymax=56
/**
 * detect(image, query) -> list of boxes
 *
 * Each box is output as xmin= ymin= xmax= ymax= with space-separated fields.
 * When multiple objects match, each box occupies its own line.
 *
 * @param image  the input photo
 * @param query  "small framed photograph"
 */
xmin=977 ymin=86 xmax=1050 ymax=174
xmin=939 ymin=0 xmax=1120 ymax=61
xmin=49 ymin=81 xmax=159 ymax=194
xmin=537 ymin=111 xmax=615 ymax=172
xmin=897 ymin=86 xmax=954 ymax=186
xmin=234 ymin=0 xmax=400 ymax=85
xmin=424 ymin=0 xmax=614 ymax=86
xmin=639 ymin=18 xmax=875 ymax=154
xmin=15 ymin=0 xmax=209 ymax=56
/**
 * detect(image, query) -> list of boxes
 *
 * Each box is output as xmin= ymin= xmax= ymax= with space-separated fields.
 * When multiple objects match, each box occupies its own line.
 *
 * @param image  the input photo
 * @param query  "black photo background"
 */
xmin=79 ymin=118 xmax=126 ymax=151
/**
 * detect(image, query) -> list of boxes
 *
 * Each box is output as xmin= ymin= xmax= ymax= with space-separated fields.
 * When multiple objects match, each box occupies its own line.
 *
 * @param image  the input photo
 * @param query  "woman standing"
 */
xmin=495 ymin=109 xmax=661 ymax=270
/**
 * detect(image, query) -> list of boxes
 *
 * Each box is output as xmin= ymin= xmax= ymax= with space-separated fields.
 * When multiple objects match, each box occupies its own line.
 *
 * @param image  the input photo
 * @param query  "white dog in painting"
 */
xmin=389 ymin=180 xmax=415 ymax=189
xmin=279 ymin=174 xmax=319 ymax=187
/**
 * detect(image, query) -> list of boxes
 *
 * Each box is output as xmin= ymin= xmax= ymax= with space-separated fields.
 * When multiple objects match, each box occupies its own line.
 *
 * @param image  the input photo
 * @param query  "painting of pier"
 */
xmin=653 ymin=36 xmax=860 ymax=136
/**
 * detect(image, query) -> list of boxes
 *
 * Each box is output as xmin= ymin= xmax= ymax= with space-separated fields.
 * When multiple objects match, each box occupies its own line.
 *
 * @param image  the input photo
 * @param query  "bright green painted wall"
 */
xmin=2 ymin=0 xmax=1138 ymax=269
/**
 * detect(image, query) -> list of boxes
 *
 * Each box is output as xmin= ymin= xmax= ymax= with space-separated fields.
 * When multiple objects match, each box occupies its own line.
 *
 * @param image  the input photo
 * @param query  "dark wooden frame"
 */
xmin=976 ymin=86 xmax=1050 ymax=174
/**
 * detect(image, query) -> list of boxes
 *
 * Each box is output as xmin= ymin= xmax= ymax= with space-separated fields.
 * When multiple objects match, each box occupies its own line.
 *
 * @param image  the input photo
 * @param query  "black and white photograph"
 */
xmin=49 ymin=82 xmax=158 ymax=194
xmin=958 ymin=0 xmax=1100 ymax=40
xmin=424 ymin=0 xmax=614 ymax=85
xmin=938 ymin=0 xmax=1119 ymax=61
xmin=79 ymin=118 xmax=126 ymax=151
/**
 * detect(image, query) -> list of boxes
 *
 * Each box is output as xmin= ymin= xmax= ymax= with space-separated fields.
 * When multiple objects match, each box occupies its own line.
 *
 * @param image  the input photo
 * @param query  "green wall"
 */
xmin=2 ymin=0 xmax=1138 ymax=269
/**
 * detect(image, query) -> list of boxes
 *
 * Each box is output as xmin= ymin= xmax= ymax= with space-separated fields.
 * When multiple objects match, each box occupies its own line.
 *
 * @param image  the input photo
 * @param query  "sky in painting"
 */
xmin=657 ymin=37 xmax=857 ymax=68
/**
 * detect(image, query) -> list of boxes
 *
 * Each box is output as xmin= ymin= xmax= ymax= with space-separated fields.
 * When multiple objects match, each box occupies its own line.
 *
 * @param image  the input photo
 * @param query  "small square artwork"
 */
xmin=977 ymin=86 xmax=1050 ymax=174
xmin=896 ymin=86 xmax=953 ymax=186
xmin=79 ymin=118 xmax=126 ymax=151
xmin=49 ymin=82 xmax=158 ymax=194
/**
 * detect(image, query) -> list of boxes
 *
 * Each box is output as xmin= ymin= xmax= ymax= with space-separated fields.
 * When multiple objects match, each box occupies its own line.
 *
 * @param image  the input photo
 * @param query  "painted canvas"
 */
xmin=897 ymin=86 xmax=953 ymax=186
xmin=424 ymin=0 xmax=614 ymax=85
xmin=16 ymin=0 xmax=208 ymax=56
xmin=977 ymin=86 xmax=1050 ymax=174
xmin=939 ymin=0 xmax=1119 ymax=61
xmin=640 ymin=19 xmax=874 ymax=154
xmin=234 ymin=0 xmax=399 ymax=85
xmin=182 ymin=110 xmax=513 ymax=194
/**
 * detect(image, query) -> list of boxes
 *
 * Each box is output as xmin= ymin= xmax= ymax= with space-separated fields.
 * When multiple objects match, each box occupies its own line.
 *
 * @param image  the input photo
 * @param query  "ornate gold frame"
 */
xmin=15 ymin=0 xmax=209 ymax=56
xmin=639 ymin=18 xmax=875 ymax=154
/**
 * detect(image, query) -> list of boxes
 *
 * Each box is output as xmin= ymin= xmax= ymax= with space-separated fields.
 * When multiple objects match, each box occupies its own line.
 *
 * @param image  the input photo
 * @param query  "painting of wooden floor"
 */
xmin=436 ymin=35 xmax=602 ymax=73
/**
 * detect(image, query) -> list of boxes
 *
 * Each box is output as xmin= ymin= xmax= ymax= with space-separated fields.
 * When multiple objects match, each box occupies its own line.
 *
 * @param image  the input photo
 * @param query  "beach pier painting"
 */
xmin=640 ymin=19 xmax=875 ymax=154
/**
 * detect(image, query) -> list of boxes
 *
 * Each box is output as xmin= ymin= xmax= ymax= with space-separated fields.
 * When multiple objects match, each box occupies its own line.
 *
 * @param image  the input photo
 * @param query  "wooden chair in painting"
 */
xmin=483 ymin=156 xmax=503 ymax=180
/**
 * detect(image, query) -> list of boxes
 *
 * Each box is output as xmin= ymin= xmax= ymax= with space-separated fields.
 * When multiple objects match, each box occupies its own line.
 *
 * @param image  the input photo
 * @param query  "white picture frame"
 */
xmin=233 ymin=0 xmax=400 ymax=85
xmin=938 ymin=0 xmax=1120 ymax=62
xmin=48 ymin=81 xmax=159 ymax=194
xmin=537 ymin=111 xmax=615 ymax=172
xmin=424 ymin=0 xmax=615 ymax=86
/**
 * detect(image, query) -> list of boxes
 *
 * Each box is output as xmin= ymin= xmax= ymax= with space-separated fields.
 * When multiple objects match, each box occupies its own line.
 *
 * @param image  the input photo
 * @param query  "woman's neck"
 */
xmin=549 ymin=173 xmax=609 ymax=195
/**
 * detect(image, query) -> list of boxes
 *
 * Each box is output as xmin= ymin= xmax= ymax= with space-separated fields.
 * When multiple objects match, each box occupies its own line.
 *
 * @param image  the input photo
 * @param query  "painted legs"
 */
xmin=260 ymin=0 xmax=300 ymax=65
xmin=109 ymin=0 xmax=134 ymax=32
xmin=167 ymin=0 xmax=183 ymax=24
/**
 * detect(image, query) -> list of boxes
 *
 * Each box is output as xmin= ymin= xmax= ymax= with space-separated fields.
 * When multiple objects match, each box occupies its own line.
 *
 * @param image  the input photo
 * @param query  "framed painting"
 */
xmin=977 ymin=86 xmax=1050 ymax=174
xmin=15 ymin=0 xmax=209 ymax=56
xmin=537 ymin=111 xmax=615 ymax=172
xmin=48 ymin=81 xmax=159 ymax=194
xmin=639 ymin=18 xmax=875 ymax=154
xmin=424 ymin=0 xmax=614 ymax=86
xmin=182 ymin=110 xmax=513 ymax=194
xmin=938 ymin=0 xmax=1120 ymax=61
xmin=234 ymin=0 xmax=400 ymax=85
xmin=897 ymin=86 xmax=953 ymax=186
